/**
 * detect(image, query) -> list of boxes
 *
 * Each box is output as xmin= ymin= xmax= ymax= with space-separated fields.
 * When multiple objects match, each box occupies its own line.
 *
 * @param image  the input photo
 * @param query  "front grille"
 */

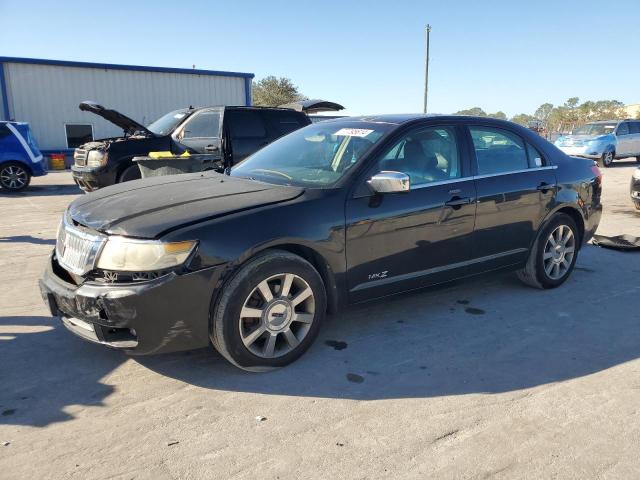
xmin=74 ymin=148 xmax=87 ymax=166
xmin=56 ymin=220 xmax=106 ymax=275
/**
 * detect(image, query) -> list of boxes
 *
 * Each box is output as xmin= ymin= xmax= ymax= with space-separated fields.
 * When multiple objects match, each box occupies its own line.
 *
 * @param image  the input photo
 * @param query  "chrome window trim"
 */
xmin=408 ymin=165 xmax=557 ymax=190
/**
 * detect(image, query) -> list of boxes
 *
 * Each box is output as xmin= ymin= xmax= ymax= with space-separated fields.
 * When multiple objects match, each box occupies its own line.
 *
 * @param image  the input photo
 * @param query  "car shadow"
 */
xmin=0 ymin=315 xmax=124 ymax=427
xmin=0 ymin=235 xmax=56 ymax=245
xmin=3 ymin=248 xmax=639 ymax=427
xmin=0 ymin=184 xmax=81 ymax=197
xmin=138 ymin=250 xmax=640 ymax=401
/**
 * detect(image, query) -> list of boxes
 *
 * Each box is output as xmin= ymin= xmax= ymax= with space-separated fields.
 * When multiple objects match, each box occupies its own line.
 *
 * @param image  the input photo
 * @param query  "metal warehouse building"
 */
xmin=0 ymin=57 xmax=254 ymax=154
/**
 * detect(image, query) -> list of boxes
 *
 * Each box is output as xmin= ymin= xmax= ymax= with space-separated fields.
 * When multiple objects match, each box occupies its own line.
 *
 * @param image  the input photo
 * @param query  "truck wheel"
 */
xmin=517 ymin=213 xmax=579 ymax=289
xmin=600 ymin=150 xmax=614 ymax=168
xmin=0 ymin=162 xmax=31 ymax=192
xmin=211 ymin=250 xmax=326 ymax=371
xmin=118 ymin=165 xmax=141 ymax=183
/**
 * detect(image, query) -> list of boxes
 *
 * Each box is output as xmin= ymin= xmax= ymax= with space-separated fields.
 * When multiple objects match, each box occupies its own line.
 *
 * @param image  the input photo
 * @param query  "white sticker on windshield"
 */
xmin=333 ymin=128 xmax=374 ymax=137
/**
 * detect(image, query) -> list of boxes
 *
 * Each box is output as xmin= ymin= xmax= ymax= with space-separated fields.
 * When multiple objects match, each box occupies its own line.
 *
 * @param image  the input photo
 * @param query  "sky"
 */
xmin=2 ymin=0 xmax=639 ymax=117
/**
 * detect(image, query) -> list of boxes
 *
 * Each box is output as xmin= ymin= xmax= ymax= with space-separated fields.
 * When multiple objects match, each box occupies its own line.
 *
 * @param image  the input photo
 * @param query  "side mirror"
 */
xmin=367 ymin=171 xmax=410 ymax=194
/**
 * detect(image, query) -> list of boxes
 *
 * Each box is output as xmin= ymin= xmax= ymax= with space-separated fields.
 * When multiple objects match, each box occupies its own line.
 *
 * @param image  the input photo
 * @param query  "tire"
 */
xmin=210 ymin=250 xmax=327 ymax=371
xmin=118 ymin=164 xmax=141 ymax=183
xmin=634 ymin=201 xmax=640 ymax=211
xmin=0 ymin=162 xmax=31 ymax=192
xmin=517 ymin=213 xmax=579 ymax=289
xmin=600 ymin=150 xmax=614 ymax=168
xmin=636 ymin=156 xmax=640 ymax=164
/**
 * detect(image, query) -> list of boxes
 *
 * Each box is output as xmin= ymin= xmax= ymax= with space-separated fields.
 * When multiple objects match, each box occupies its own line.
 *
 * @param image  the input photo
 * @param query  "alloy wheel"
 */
xmin=603 ymin=151 xmax=613 ymax=167
xmin=0 ymin=165 xmax=28 ymax=190
xmin=543 ymin=224 xmax=575 ymax=280
xmin=239 ymin=273 xmax=315 ymax=358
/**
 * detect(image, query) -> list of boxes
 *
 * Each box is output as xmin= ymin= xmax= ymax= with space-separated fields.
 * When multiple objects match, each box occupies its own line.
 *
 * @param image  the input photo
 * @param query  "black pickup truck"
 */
xmin=71 ymin=100 xmax=342 ymax=192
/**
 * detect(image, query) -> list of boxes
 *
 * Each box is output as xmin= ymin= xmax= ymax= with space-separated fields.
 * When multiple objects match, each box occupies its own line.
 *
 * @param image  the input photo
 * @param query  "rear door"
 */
xmin=175 ymin=108 xmax=222 ymax=154
xmin=466 ymin=124 xmax=557 ymax=272
xmin=224 ymin=109 xmax=270 ymax=164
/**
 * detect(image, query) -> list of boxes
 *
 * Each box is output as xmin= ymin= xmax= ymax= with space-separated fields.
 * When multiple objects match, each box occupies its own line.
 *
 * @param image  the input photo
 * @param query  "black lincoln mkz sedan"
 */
xmin=40 ymin=115 xmax=602 ymax=370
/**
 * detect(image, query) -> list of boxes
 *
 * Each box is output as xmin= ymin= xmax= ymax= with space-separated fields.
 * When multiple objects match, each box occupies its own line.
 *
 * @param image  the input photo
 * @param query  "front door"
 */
xmin=615 ymin=122 xmax=633 ymax=157
xmin=345 ymin=124 xmax=477 ymax=303
xmin=175 ymin=108 xmax=222 ymax=154
xmin=466 ymin=125 xmax=557 ymax=272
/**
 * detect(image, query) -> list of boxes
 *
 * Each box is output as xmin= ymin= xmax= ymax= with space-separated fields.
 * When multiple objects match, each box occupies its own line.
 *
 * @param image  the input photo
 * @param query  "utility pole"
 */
xmin=423 ymin=24 xmax=432 ymax=114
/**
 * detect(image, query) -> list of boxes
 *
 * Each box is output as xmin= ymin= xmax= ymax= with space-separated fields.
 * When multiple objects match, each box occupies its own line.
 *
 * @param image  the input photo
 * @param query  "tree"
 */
xmin=534 ymin=103 xmax=554 ymax=123
xmin=454 ymin=107 xmax=487 ymax=116
xmin=510 ymin=113 xmax=536 ymax=126
xmin=252 ymin=76 xmax=306 ymax=107
xmin=488 ymin=111 xmax=507 ymax=120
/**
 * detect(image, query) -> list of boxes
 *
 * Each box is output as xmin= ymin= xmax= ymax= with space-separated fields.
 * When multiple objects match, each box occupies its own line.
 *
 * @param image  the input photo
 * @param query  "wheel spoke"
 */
xmin=292 ymin=313 xmax=313 ymax=324
xmin=283 ymin=328 xmax=299 ymax=348
xmin=544 ymin=261 xmax=554 ymax=275
xmin=561 ymin=258 xmax=570 ymax=270
xmin=552 ymin=263 xmax=560 ymax=278
xmin=241 ymin=306 xmax=263 ymax=318
xmin=562 ymin=229 xmax=573 ymax=244
xmin=543 ymin=250 xmax=554 ymax=260
xmin=564 ymin=246 xmax=575 ymax=254
xmin=257 ymin=280 xmax=273 ymax=302
xmin=243 ymin=326 xmax=266 ymax=346
xmin=263 ymin=333 xmax=277 ymax=357
xmin=291 ymin=287 xmax=312 ymax=307
xmin=280 ymin=274 xmax=294 ymax=298
xmin=547 ymin=235 xmax=557 ymax=247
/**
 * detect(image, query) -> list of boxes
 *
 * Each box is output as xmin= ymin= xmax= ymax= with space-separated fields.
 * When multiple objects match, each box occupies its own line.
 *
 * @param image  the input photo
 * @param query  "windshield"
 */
xmin=572 ymin=123 xmax=616 ymax=136
xmin=230 ymin=121 xmax=391 ymax=187
xmin=147 ymin=109 xmax=190 ymax=135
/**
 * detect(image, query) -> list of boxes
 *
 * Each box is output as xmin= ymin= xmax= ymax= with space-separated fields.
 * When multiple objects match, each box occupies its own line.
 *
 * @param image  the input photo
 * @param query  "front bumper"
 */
xmin=39 ymin=253 xmax=223 ymax=354
xmin=71 ymin=165 xmax=116 ymax=192
xmin=556 ymin=145 xmax=602 ymax=159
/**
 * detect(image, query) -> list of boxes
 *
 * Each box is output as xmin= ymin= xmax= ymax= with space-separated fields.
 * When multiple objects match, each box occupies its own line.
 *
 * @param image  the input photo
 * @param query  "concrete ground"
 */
xmin=1 ymin=161 xmax=639 ymax=479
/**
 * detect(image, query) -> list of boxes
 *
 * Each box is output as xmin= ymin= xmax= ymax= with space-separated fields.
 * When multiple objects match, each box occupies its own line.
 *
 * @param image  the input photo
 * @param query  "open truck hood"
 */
xmin=68 ymin=172 xmax=304 ymax=238
xmin=79 ymin=101 xmax=155 ymax=137
xmin=279 ymin=99 xmax=344 ymax=114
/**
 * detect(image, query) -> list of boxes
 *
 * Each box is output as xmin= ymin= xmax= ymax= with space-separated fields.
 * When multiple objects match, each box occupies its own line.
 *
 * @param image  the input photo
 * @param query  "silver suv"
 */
xmin=554 ymin=119 xmax=640 ymax=167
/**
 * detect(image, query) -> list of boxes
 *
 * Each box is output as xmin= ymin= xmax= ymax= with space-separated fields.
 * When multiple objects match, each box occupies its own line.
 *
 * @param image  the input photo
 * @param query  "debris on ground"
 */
xmin=167 ymin=441 xmax=179 ymax=446
xmin=255 ymin=416 xmax=267 ymax=422
xmin=592 ymin=234 xmax=640 ymax=251
xmin=3 ymin=442 xmax=11 ymax=447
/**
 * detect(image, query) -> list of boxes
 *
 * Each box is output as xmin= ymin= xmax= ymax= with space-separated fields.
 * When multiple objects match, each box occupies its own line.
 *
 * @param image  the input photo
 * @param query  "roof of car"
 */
xmin=324 ymin=114 xmax=524 ymax=126
xmin=587 ymin=120 xmax=622 ymax=124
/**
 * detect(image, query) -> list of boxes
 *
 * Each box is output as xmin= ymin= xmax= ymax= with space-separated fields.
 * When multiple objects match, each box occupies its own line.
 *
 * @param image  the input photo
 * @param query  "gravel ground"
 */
xmin=1 ymin=162 xmax=639 ymax=480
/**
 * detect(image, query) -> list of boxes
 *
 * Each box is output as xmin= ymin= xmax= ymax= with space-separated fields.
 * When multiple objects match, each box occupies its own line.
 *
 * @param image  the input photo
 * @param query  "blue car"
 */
xmin=0 ymin=121 xmax=47 ymax=191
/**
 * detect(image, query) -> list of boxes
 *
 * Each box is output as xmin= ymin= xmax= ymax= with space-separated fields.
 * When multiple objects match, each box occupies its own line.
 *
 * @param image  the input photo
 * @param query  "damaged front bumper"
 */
xmin=39 ymin=253 xmax=223 ymax=354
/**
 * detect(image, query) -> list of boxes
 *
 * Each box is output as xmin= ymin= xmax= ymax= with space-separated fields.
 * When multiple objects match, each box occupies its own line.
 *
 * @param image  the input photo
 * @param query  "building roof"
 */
xmin=0 ymin=56 xmax=254 ymax=79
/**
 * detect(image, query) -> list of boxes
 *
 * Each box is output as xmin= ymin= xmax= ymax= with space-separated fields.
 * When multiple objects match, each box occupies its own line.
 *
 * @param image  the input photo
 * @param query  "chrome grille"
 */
xmin=56 ymin=219 xmax=106 ymax=275
xmin=74 ymin=148 xmax=88 ymax=166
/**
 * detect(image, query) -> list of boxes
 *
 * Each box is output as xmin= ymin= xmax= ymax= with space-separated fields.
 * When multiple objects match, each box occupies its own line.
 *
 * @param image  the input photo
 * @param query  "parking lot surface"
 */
xmin=1 ymin=162 xmax=640 ymax=479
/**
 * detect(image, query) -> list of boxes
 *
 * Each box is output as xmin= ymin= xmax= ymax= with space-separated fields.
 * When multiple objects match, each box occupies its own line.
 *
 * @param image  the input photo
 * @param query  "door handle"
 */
xmin=205 ymin=145 xmax=219 ymax=153
xmin=536 ymin=182 xmax=556 ymax=192
xmin=444 ymin=196 xmax=472 ymax=209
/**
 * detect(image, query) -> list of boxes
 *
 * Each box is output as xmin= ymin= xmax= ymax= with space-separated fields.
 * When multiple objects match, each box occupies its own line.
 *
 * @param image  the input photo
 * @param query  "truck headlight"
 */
xmin=633 ymin=169 xmax=640 ymax=180
xmin=96 ymin=237 xmax=197 ymax=272
xmin=87 ymin=150 xmax=108 ymax=167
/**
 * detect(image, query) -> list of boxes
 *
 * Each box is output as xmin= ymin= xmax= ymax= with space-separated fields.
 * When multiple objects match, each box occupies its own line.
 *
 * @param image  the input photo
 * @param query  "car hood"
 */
xmin=556 ymin=134 xmax=611 ymax=144
xmin=279 ymin=99 xmax=345 ymax=114
xmin=68 ymin=172 xmax=304 ymax=238
xmin=79 ymin=101 xmax=154 ymax=137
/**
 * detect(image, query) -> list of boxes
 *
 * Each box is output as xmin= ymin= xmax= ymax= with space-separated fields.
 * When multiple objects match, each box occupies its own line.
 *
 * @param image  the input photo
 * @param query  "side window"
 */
xmin=628 ymin=122 xmax=640 ymax=134
xmin=376 ymin=125 xmax=460 ymax=186
xmin=227 ymin=110 xmax=267 ymax=138
xmin=65 ymin=124 xmax=93 ymax=148
xmin=469 ymin=127 xmax=528 ymax=175
xmin=181 ymin=110 xmax=221 ymax=139
xmin=526 ymin=143 xmax=544 ymax=167
xmin=264 ymin=111 xmax=308 ymax=136
xmin=617 ymin=122 xmax=629 ymax=136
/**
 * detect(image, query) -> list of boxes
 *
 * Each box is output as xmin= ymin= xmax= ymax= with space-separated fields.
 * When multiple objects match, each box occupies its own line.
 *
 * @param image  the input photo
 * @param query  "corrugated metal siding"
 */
xmin=3 ymin=62 xmax=247 ymax=149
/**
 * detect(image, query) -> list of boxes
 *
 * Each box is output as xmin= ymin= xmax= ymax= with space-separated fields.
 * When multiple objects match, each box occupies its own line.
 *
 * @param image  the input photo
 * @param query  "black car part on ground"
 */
xmin=592 ymin=234 xmax=640 ymax=251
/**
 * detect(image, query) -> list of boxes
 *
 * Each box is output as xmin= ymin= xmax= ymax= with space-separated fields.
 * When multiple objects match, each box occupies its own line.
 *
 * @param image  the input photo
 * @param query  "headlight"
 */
xmin=96 ymin=237 xmax=197 ymax=272
xmin=633 ymin=169 xmax=640 ymax=180
xmin=87 ymin=150 xmax=108 ymax=167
